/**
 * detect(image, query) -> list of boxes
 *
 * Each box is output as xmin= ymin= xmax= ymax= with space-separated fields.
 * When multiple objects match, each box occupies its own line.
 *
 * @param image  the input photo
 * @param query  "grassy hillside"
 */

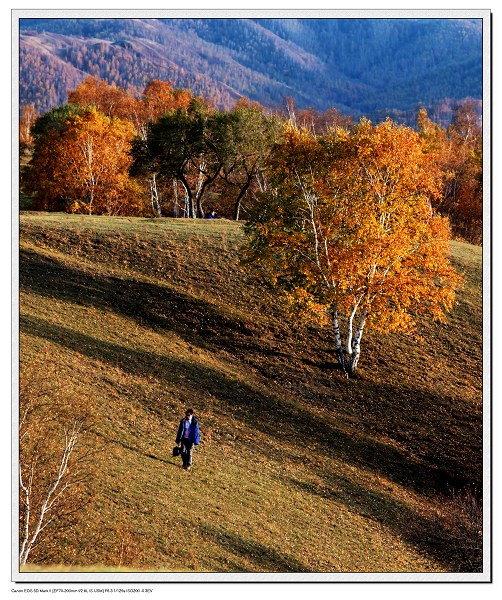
xmin=18 ymin=212 xmax=483 ymax=574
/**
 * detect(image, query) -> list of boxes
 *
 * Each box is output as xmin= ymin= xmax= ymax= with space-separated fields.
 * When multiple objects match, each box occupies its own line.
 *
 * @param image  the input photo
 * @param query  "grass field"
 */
xmin=18 ymin=212 xmax=483 ymax=574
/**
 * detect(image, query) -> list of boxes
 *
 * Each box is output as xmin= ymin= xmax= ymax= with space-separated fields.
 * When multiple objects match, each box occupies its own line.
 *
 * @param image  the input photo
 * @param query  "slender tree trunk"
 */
xmin=172 ymin=178 xmax=180 ymax=217
xmin=82 ymin=138 xmax=96 ymax=215
xmin=233 ymin=178 xmax=252 ymax=221
xmin=347 ymin=310 xmax=368 ymax=375
xmin=178 ymin=174 xmax=195 ymax=219
xmin=196 ymin=195 xmax=205 ymax=219
xmin=195 ymin=165 xmax=206 ymax=218
xmin=331 ymin=309 xmax=348 ymax=377
xmin=184 ymin=189 xmax=191 ymax=218
xmin=149 ymin=173 xmax=162 ymax=218
xmin=233 ymin=195 xmax=243 ymax=221
xmin=87 ymin=189 xmax=94 ymax=215
xmin=345 ymin=305 xmax=358 ymax=355
xmin=255 ymin=170 xmax=268 ymax=194
xmin=19 ymin=462 xmax=34 ymax=565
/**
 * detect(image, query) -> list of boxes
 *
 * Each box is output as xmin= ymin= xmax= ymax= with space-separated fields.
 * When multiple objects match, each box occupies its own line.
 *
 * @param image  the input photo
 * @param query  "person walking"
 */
xmin=175 ymin=408 xmax=200 ymax=470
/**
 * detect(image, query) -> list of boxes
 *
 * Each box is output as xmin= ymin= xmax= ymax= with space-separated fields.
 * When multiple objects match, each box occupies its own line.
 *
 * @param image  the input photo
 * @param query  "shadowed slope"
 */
xmin=19 ymin=213 xmax=483 ymax=573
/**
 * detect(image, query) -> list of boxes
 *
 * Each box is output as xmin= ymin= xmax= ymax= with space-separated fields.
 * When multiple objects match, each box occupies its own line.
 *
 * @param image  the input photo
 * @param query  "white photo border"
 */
xmin=11 ymin=7 xmax=492 ymax=584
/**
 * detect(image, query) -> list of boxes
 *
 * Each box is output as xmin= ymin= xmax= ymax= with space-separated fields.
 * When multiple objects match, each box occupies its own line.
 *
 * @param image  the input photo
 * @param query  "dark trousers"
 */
xmin=180 ymin=438 xmax=194 ymax=467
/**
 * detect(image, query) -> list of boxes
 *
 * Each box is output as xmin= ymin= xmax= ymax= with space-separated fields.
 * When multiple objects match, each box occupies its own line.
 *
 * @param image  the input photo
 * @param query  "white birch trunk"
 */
xmin=184 ymin=188 xmax=192 ymax=219
xmin=331 ymin=309 xmax=348 ymax=376
xmin=345 ymin=307 xmax=357 ymax=356
xmin=348 ymin=310 xmax=368 ymax=374
xmin=255 ymin=170 xmax=268 ymax=194
xmin=19 ymin=462 xmax=34 ymax=565
xmin=82 ymin=139 xmax=97 ymax=215
xmin=19 ymin=423 xmax=81 ymax=566
xmin=178 ymin=178 xmax=194 ymax=218
xmin=195 ymin=160 xmax=207 ymax=218
xmin=172 ymin=178 xmax=180 ymax=218
xmin=196 ymin=162 xmax=206 ymax=198
xmin=149 ymin=173 xmax=162 ymax=217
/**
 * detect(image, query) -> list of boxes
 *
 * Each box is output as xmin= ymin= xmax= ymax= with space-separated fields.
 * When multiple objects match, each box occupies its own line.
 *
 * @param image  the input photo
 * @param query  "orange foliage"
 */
xmin=142 ymin=80 xmax=192 ymax=121
xmin=418 ymin=104 xmax=482 ymax=244
xmin=25 ymin=107 xmax=145 ymax=216
xmin=246 ymin=119 xmax=463 ymax=373
xmin=68 ymin=76 xmax=137 ymax=121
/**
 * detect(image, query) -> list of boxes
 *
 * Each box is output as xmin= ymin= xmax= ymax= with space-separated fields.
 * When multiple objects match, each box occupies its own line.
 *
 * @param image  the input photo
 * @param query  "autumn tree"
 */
xmin=68 ymin=75 xmax=137 ymax=122
xmin=19 ymin=354 xmax=99 ymax=566
xmin=24 ymin=106 xmax=144 ymax=215
xmin=19 ymin=104 xmax=38 ymax=152
xmin=417 ymin=103 xmax=483 ymax=244
xmin=245 ymin=119 xmax=463 ymax=376
xmin=139 ymin=80 xmax=192 ymax=132
xmin=22 ymin=104 xmax=85 ymax=211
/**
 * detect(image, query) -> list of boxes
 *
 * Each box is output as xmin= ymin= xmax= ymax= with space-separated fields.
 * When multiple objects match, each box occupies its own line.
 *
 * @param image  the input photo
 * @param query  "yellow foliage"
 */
xmin=246 ymin=118 xmax=464 ymax=341
xmin=25 ymin=107 xmax=147 ymax=216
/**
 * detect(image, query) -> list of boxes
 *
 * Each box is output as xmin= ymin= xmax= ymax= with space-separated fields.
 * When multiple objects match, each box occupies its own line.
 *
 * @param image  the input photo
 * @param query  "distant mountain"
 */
xmin=19 ymin=17 xmax=483 ymax=124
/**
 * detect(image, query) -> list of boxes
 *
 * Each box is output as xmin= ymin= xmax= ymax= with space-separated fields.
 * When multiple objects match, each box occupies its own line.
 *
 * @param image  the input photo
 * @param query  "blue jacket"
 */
xmin=176 ymin=417 xmax=200 ymax=445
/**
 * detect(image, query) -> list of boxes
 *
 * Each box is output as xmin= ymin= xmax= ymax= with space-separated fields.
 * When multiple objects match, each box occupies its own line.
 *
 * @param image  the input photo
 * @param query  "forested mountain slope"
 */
xmin=19 ymin=17 xmax=482 ymax=123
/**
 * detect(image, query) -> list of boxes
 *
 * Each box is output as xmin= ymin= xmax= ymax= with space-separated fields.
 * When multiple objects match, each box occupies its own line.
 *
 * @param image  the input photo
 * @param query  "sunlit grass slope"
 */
xmin=19 ymin=212 xmax=483 ymax=574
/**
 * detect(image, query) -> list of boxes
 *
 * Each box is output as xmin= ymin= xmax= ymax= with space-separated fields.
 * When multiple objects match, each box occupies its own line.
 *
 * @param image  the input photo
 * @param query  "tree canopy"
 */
xmin=24 ymin=106 xmax=143 ymax=215
xmin=244 ymin=119 xmax=464 ymax=375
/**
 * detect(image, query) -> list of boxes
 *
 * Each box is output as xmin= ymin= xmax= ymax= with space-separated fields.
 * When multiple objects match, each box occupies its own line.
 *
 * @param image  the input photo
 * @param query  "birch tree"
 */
xmin=244 ymin=119 xmax=463 ymax=376
xmin=19 ymin=104 xmax=38 ymax=152
xmin=19 ymin=358 xmax=98 ymax=566
xmin=212 ymin=99 xmax=282 ymax=220
xmin=20 ymin=419 xmax=84 ymax=566
xmin=24 ymin=106 xmax=144 ymax=215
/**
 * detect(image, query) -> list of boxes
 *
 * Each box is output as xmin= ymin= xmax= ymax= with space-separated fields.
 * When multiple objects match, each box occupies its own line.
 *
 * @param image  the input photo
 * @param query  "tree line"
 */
xmin=20 ymin=76 xmax=482 ymax=243
xmin=21 ymin=77 xmax=281 ymax=221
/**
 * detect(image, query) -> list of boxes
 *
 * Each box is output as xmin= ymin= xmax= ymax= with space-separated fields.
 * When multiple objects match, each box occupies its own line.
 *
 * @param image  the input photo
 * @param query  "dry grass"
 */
xmin=18 ymin=212 xmax=483 ymax=573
